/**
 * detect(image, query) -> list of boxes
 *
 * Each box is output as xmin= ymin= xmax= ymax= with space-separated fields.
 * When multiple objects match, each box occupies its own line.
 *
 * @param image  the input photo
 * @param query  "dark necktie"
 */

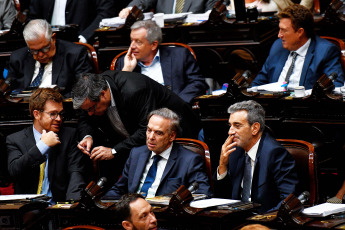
xmin=175 ymin=0 xmax=185 ymax=13
xmin=242 ymin=153 xmax=252 ymax=202
xmin=140 ymin=155 xmax=161 ymax=197
xmin=30 ymin=63 xmax=47 ymax=87
xmin=284 ymin=52 xmax=298 ymax=84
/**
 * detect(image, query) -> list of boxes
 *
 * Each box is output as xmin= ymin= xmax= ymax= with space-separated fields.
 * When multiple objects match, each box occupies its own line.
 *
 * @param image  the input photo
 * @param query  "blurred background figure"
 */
xmin=0 ymin=0 xmax=17 ymax=30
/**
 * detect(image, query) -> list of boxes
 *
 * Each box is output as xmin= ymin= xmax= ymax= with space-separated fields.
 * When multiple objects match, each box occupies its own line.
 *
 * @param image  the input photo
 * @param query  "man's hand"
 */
xmin=119 ymin=8 xmax=131 ymax=19
xmin=77 ymin=137 xmax=93 ymax=156
xmin=218 ymin=135 xmax=237 ymax=175
xmin=90 ymin=146 xmax=114 ymax=161
xmin=122 ymin=47 xmax=137 ymax=72
xmin=41 ymin=129 xmax=61 ymax=147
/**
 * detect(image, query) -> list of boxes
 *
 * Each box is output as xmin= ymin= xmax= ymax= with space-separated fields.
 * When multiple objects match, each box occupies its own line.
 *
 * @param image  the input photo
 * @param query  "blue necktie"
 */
xmin=30 ymin=63 xmax=46 ymax=87
xmin=140 ymin=155 xmax=161 ymax=197
xmin=242 ymin=153 xmax=252 ymax=202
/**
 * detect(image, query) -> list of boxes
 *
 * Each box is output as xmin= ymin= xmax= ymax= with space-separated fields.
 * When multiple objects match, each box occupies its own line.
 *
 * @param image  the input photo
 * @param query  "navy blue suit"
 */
xmin=214 ymin=133 xmax=299 ymax=213
xmin=115 ymin=46 xmax=208 ymax=103
xmin=252 ymin=36 xmax=345 ymax=89
xmin=103 ymin=143 xmax=212 ymax=199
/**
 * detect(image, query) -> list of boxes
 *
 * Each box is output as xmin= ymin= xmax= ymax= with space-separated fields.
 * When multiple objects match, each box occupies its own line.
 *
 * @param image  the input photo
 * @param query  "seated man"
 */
xmin=6 ymin=88 xmax=87 ymax=202
xmin=7 ymin=19 xmax=93 ymax=98
xmin=116 ymin=20 xmax=208 ymax=104
xmin=29 ymin=0 xmax=116 ymax=43
xmin=251 ymin=4 xmax=344 ymax=90
xmin=119 ymin=0 xmax=217 ymax=18
xmin=103 ymin=108 xmax=212 ymax=199
xmin=214 ymin=100 xmax=299 ymax=213
xmin=116 ymin=193 xmax=158 ymax=230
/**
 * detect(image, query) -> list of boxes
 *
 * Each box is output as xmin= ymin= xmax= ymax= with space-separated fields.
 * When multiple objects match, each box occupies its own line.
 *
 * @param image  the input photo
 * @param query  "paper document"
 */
xmin=190 ymin=198 xmax=239 ymax=209
xmin=256 ymin=82 xmax=286 ymax=92
xmin=302 ymin=203 xmax=345 ymax=217
xmin=0 ymin=194 xmax=46 ymax=202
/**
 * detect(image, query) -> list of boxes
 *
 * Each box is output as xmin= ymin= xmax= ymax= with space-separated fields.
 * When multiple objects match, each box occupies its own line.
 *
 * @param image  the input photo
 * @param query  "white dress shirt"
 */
xmin=32 ymin=61 xmax=53 ymax=87
xmin=138 ymin=50 xmax=164 ymax=85
xmin=51 ymin=0 xmax=67 ymax=26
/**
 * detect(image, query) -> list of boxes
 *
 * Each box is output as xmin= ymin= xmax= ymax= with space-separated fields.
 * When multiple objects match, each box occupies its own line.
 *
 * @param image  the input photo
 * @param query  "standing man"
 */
xmin=7 ymin=19 xmax=93 ymax=98
xmin=103 ymin=108 xmax=212 ymax=199
xmin=116 ymin=20 xmax=208 ymax=104
xmin=215 ymin=100 xmax=299 ymax=213
xmin=116 ymin=193 xmax=158 ymax=230
xmin=72 ymin=71 xmax=202 ymax=185
xmin=251 ymin=4 xmax=344 ymax=90
xmin=6 ymin=88 xmax=87 ymax=202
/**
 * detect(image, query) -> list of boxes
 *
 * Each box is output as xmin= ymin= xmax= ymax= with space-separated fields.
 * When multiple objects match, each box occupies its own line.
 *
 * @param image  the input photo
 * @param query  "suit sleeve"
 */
xmin=320 ymin=44 xmax=345 ymax=87
xmin=178 ymin=48 xmax=208 ymax=104
xmin=73 ymin=46 xmax=94 ymax=75
xmin=2 ymin=0 xmax=17 ymax=29
xmin=205 ymin=0 xmax=217 ymax=11
xmin=127 ymin=0 xmax=156 ymax=11
xmin=251 ymin=49 xmax=274 ymax=87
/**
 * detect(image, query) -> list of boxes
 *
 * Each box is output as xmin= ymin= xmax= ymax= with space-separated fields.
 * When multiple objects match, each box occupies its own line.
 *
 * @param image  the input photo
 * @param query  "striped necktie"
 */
xmin=175 ymin=0 xmax=185 ymax=13
xmin=30 ymin=63 xmax=47 ymax=87
xmin=284 ymin=51 xmax=298 ymax=84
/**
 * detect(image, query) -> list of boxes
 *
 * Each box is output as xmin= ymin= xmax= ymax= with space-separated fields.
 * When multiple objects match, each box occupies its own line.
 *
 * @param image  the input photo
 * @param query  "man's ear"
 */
xmin=169 ymin=131 xmax=177 ymax=142
xmin=33 ymin=110 xmax=40 ymax=120
xmin=122 ymin=220 xmax=133 ymax=230
xmin=151 ymin=40 xmax=159 ymax=51
xmin=251 ymin=122 xmax=260 ymax=136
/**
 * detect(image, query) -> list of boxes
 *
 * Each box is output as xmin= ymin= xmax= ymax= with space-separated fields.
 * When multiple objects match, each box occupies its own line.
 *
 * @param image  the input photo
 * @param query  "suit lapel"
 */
xmin=273 ymin=50 xmax=289 ymax=82
xmin=132 ymin=149 xmax=151 ymax=190
xmin=24 ymin=56 xmax=36 ymax=88
xmin=159 ymin=48 xmax=172 ymax=87
xmin=52 ymin=40 xmax=63 ymax=85
xmin=160 ymin=144 xmax=178 ymax=185
xmin=24 ymin=127 xmax=36 ymax=153
xmin=299 ymin=38 xmax=315 ymax=86
xmin=182 ymin=0 xmax=192 ymax=12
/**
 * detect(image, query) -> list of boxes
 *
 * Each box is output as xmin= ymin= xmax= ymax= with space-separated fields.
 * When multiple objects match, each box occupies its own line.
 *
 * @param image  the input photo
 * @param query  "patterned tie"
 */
xmin=175 ymin=0 xmax=185 ymax=13
xmin=284 ymin=52 xmax=298 ymax=84
xmin=37 ymin=161 xmax=46 ymax=194
xmin=30 ymin=63 xmax=47 ymax=87
xmin=242 ymin=153 xmax=252 ymax=202
xmin=106 ymin=106 xmax=130 ymax=138
xmin=140 ymin=155 xmax=161 ymax=197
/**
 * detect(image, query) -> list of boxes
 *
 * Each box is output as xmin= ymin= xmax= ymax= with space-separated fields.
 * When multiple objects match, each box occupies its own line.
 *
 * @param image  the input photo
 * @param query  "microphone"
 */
xmin=297 ymin=191 xmax=310 ymax=204
xmin=96 ymin=177 xmax=107 ymax=188
xmin=328 ymin=72 xmax=338 ymax=81
xmin=242 ymin=70 xmax=252 ymax=81
xmin=187 ymin=182 xmax=199 ymax=194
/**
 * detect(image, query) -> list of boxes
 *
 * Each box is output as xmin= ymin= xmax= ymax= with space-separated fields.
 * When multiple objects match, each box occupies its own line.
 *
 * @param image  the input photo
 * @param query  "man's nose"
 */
xmin=150 ymin=212 xmax=157 ymax=224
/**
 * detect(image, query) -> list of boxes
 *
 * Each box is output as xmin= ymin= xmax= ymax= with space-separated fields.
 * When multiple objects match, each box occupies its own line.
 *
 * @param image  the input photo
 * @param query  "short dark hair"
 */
xmin=72 ymin=73 xmax=108 ymax=109
xmin=29 ymin=88 xmax=63 ymax=118
xmin=278 ymin=4 xmax=314 ymax=38
xmin=116 ymin=193 xmax=145 ymax=221
xmin=147 ymin=108 xmax=180 ymax=134
xmin=228 ymin=100 xmax=265 ymax=133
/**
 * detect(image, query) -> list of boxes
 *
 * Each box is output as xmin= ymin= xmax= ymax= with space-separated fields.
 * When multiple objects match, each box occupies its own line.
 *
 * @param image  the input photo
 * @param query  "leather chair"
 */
xmin=277 ymin=139 xmax=318 ymax=205
xmin=320 ymin=36 xmax=345 ymax=73
xmin=110 ymin=42 xmax=197 ymax=71
xmin=175 ymin=138 xmax=213 ymax=190
xmin=62 ymin=225 xmax=105 ymax=230
xmin=13 ymin=0 xmax=21 ymax=12
xmin=74 ymin=42 xmax=100 ymax=74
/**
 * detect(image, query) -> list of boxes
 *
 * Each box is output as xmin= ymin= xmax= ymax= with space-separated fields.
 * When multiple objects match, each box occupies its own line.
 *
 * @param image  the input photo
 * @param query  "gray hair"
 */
xmin=131 ymin=20 xmax=162 ymax=45
xmin=72 ymin=73 xmax=108 ymax=109
xmin=23 ymin=19 xmax=52 ymax=43
xmin=147 ymin=108 xmax=180 ymax=134
xmin=228 ymin=100 xmax=265 ymax=133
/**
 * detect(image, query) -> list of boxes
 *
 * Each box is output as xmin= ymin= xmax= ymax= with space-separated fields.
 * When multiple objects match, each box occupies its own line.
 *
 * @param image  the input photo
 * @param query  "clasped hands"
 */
xmin=77 ymin=137 xmax=114 ymax=161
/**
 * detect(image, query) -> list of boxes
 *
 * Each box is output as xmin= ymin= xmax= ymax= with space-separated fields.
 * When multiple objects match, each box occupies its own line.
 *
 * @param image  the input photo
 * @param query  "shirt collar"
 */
xmin=294 ymin=38 xmax=311 ymax=57
xmin=138 ymin=50 xmax=160 ymax=68
xmin=105 ymin=80 xmax=116 ymax=107
xmin=150 ymin=142 xmax=173 ymax=160
xmin=247 ymin=137 xmax=261 ymax=162
xmin=32 ymin=125 xmax=42 ymax=142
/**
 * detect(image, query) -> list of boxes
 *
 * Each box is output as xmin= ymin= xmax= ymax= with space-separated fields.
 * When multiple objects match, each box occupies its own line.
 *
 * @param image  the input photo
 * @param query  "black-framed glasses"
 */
xmin=41 ymin=111 xmax=65 ymax=120
xmin=86 ymin=102 xmax=98 ymax=114
xmin=28 ymin=42 xmax=51 ymax=55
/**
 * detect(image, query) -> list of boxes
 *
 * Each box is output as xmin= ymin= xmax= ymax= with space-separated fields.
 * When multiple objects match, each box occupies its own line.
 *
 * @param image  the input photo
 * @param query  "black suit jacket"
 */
xmin=128 ymin=0 xmax=217 ymax=13
xmin=115 ymin=46 xmax=208 ymax=103
xmin=78 ymin=70 xmax=202 ymax=157
xmin=29 ymin=0 xmax=115 ymax=41
xmin=6 ymin=126 xmax=87 ymax=202
xmin=7 ymin=39 xmax=93 ymax=98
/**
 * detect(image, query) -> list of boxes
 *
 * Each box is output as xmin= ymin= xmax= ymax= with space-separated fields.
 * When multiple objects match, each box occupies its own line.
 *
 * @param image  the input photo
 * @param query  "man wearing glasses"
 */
xmin=6 ymin=19 xmax=93 ymax=98
xmin=6 ymin=88 xmax=88 ymax=203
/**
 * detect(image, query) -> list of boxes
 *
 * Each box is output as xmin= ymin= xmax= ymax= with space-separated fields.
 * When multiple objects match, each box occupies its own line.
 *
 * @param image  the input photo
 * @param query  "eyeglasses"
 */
xmin=28 ymin=42 xmax=51 ymax=55
xmin=86 ymin=102 xmax=97 ymax=114
xmin=41 ymin=111 xmax=65 ymax=120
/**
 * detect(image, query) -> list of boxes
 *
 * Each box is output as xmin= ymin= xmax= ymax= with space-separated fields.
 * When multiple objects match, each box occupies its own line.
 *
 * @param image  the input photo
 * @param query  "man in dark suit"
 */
xmin=28 ymin=0 xmax=116 ymax=43
xmin=119 ymin=0 xmax=217 ymax=18
xmin=214 ymin=100 xmax=299 ymax=213
xmin=103 ymin=108 xmax=211 ymax=199
xmin=7 ymin=19 xmax=93 ymax=98
xmin=6 ymin=88 xmax=87 ymax=202
xmin=252 ymin=4 xmax=344 ymax=90
xmin=72 ymin=71 xmax=202 ymax=185
xmin=116 ymin=20 xmax=208 ymax=104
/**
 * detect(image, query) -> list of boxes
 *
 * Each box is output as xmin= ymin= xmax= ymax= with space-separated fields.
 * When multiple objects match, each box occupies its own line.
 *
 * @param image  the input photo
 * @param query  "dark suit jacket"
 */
xmin=7 ymin=39 xmax=93 ymax=98
xmin=252 ymin=36 xmax=345 ymax=89
xmin=115 ymin=46 xmax=208 ymax=103
xmin=128 ymin=0 xmax=217 ymax=13
xmin=103 ymin=143 xmax=212 ymax=199
xmin=28 ymin=0 xmax=115 ymax=41
xmin=214 ymin=132 xmax=299 ymax=213
xmin=78 ymin=70 xmax=202 ymax=156
xmin=6 ymin=126 xmax=87 ymax=202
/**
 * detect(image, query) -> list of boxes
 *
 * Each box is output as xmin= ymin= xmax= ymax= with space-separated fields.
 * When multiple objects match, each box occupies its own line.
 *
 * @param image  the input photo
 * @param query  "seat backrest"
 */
xmin=175 ymin=138 xmax=213 ymax=190
xmin=320 ymin=36 xmax=345 ymax=73
xmin=277 ymin=139 xmax=318 ymax=205
xmin=74 ymin=42 xmax=100 ymax=74
xmin=13 ymin=0 xmax=21 ymax=12
xmin=62 ymin=225 xmax=105 ymax=230
xmin=110 ymin=42 xmax=197 ymax=71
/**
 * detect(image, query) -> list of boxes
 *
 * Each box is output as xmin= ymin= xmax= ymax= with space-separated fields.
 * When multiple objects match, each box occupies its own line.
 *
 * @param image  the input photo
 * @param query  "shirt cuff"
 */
xmin=37 ymin=140 xmax=50 ymax=155
xmin=217 ymin=166 xmax=227 ymax=180
xmin=78 ymin=35 xmax=87 ymax=44
xmin=111 ymin=148 xmax=116 ymax=155
xmin=82 ymin=135 xmax=92 ymax=140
